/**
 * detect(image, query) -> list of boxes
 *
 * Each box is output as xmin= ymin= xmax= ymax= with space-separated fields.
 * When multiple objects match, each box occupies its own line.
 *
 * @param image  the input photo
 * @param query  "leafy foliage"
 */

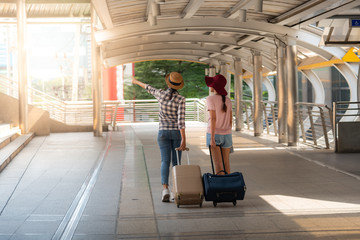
xmin=124 ymin=60 xmax=209 ymax=100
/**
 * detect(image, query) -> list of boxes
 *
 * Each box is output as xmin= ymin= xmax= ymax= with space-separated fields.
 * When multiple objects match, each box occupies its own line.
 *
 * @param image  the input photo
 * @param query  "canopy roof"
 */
xmin=1 ymin=0 xmax=360 ymax=73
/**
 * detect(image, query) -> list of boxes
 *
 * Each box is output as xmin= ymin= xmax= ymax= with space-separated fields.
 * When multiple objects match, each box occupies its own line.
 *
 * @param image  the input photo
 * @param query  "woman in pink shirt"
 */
xmin=205 ymin=74 xmax=232 ymax=175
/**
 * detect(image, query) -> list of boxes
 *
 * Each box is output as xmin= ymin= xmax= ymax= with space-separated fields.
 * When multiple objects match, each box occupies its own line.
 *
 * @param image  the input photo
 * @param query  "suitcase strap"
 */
xmin=209 ymin=145 xmax=228 ymax=175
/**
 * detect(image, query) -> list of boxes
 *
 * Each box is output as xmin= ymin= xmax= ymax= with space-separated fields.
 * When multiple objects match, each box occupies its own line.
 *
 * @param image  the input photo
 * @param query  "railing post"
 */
xmin=271 ymin=104 xmax=277 ymax=136
xmin=244 ymin=102 xmax=250 ymax=130
xmin=307 ymin=106 xmax=317 ymax=146
xmin=263 ymin=102 xmax=270 ymax=134
xmin=112 ymin=103 xmax=119 ymax=130
xmin=132 ymin=101 xmax=136 ymax=122
xmin=250 ymin=102 xmax=254 ymax=130
xmin=319 ymin=107 xmax=330 ymax=149
xmin=298 ymin=106 xmax=306 ymax=143
xmin=333 ymin=102 xmax=338 ymax=152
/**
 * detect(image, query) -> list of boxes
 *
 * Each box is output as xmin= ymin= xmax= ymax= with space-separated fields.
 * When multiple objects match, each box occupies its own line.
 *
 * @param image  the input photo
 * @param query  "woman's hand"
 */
xmin=132 ymin=76 xmax=137 ymax=85
xmin=132 ymin=76 xmax=146 ymax=89
xmin=177 ymin=140 xmax=187 ymax=151
xmin=210 ymin=138 xmax=216 ymax=147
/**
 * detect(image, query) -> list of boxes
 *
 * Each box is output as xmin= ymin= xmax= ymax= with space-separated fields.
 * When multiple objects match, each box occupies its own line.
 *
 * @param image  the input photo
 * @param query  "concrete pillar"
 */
xmin=92 ymin=7 xmax=103 ymax=137
xmin=234 ymin=59 xmax=243 ymax=131
xmin=220 ymin=63 xmax=230 ymax=97
xmin=17 ymin=0 xmax=28 ymax=134
xmin=253 ymin=50 xmax=263 ymax=136
xmin=286 ymin=41 xmax=298 ymax=146
xmin=208 ymin=67 xmax=216 ymax=96
xmin=277 ymin=42 xmax=287 ymax=143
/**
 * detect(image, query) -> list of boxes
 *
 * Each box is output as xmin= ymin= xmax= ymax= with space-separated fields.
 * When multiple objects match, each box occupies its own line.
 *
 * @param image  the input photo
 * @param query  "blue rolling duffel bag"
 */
xmin=203 ymin=146 xmax=246 ymax=207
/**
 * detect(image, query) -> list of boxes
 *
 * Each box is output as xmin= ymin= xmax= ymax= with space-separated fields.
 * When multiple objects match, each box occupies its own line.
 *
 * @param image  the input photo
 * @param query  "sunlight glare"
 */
xmin=260 ymin=195 xmax=360 ymax=216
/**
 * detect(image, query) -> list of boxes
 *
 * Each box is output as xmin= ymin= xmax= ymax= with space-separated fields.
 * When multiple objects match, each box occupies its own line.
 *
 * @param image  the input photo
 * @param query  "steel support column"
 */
xmin=253 ymin=51 xmax=263 ymax=136
xmin=92 ymin=8 xmax=103 ymax=137
xmin=286 ymin=42 xmax=298 ymax=146
xmin=277 ymin=42 xmax=287 ymax=143
xmin=234 ymin=59 xmax=243 ymax=131
xmin=220 ymin=63 xmax=230 ymax=97
xmin=17 ymin=0 xmax=28 ymax=134
xmin=208 ymin=67 xmax=216 ymax=96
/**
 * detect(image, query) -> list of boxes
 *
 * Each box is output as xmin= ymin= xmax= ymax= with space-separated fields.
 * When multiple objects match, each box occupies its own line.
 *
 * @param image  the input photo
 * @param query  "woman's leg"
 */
xmin=157 ymin=130 xmax=171 ymax=188
xmin=171 ymin=130 xmax=182 ymax=167
xmin=211 ymin=145 xmax=225 ymax=175
xmin=221 ymin=147 xmax=231 ymax=174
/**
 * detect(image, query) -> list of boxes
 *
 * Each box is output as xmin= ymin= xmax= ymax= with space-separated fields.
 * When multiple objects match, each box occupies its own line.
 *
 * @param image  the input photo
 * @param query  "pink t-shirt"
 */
xmin=206 ymin=95 xmax=232 ymax=135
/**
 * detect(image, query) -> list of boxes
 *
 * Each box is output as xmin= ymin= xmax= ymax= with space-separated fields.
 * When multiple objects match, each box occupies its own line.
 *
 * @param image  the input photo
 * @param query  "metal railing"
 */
xmin=297 ymin=102 xmax=333 ymax=149
xmin=105 ymin=98 xmax=207 ymax=127
xmin=0 ymin=75 xmax=18 ymax=98
xmin=0 ymin=74 xmax=340 ymax=149
xmin=1 ymin=75 xmax=208 ymax=126
xmin=240 ymin=100 xmax=334 ymax=149
xmin=240 ymin=100 xmax=279 ymax=136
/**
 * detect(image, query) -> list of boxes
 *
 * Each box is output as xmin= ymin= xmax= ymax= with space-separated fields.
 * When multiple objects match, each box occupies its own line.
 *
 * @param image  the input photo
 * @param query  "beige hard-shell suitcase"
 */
xmin=172 ymin=149 xmax=204 ymax=208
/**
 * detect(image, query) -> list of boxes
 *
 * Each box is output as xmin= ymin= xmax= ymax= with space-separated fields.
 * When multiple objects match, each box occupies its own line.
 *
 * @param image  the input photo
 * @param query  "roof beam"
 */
xmin=94 ymin=18 xmax=299 ymax=43
xmin=92 ymin=0 xmax=113 ymax=29
xmin=224 ymin=0 xmax=254 ymax=19
xmin=269 ymin=0 xmax=353 ymax=26
xmin=101 ymin=41 xmax=276 ymax=70
xmin=100 ymin=34 xmax=274 ymax=59
xmin=26 ymin=0 xmax=90 ymax=3
xmin=298 ymin=0 xmax=360 ymax=28
xmin=181 ymin=0 xmax=205 ymax=18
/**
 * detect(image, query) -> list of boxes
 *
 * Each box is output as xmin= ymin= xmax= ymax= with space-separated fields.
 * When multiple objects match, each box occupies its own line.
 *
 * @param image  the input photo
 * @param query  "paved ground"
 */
xmin=1 ymin=122 xmax=360 ymax=239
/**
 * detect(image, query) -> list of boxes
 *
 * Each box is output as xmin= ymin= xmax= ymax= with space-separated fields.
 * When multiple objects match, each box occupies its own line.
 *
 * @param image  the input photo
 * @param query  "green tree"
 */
xmin=124 ymin=60 xmax=209 ymax=100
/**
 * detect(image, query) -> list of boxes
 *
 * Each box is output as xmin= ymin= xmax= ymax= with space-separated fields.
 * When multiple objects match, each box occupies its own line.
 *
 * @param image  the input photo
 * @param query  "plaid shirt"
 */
xmin=146 ymin=85 xmax=186 ymax=130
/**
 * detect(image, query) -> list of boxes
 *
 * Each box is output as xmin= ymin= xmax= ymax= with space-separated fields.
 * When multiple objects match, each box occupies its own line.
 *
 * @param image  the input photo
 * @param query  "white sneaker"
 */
xmin=162 ymin=189 xmax=170 ymax=202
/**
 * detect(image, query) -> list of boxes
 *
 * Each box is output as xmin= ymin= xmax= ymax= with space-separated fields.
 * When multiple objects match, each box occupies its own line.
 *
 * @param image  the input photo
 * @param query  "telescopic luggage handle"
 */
xmin=175 ymin=147 xmax=190 ymax=165
xmin=208 ymin=145 xmax=227 ymax=175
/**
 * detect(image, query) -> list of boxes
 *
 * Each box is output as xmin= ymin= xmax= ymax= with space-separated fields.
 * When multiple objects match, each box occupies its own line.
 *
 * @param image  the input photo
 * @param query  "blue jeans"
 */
xmin=157 ymin=130 xmax=182 ymax=185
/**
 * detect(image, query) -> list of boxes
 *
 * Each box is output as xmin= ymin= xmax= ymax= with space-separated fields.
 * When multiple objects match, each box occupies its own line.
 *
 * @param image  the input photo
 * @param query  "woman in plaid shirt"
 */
xmin=132 ymin=72 xmax=187 ymax=202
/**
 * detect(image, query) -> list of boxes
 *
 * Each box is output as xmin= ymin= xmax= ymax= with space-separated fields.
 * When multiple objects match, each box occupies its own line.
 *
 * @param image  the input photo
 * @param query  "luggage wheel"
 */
xmin=213 ymin=201 xmax=217 ymax=207
xmin=199 ymin=202 xmax=202 ymax=207
xmin=177 ymin=204 xmax=180 ymax=208
xmin=233 ymin=201 xmax=237 ymax=206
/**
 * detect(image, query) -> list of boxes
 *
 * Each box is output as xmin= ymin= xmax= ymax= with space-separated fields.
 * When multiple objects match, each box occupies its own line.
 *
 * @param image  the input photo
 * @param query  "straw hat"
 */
xmin=165 ymin=72 xmax=184 ymax=90
xmin=205 ymin=74 xmax=227 ymax=96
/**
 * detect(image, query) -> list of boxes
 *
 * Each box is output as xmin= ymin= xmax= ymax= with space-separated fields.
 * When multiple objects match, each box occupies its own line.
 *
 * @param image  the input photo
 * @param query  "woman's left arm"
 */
xmin=179 ymin=128 xmax=187 ymax=151
xmin=132 ymin=76 xmax=147 ymax=89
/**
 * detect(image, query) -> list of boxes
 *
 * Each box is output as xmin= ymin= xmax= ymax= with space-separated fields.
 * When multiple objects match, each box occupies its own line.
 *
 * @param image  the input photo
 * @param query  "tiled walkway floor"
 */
xmin=1 ymin=122 xmax=360 ymax=239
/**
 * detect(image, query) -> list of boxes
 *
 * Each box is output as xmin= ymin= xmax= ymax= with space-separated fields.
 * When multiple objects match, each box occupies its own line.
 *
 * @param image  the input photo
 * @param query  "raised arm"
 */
xmin=132 ymin=76 xmax=147 ymax=89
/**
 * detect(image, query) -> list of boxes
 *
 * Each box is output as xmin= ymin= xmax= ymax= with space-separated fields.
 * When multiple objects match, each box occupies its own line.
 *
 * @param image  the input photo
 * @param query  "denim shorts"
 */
xmin=206 ymin=133 xmax=233 ymax=148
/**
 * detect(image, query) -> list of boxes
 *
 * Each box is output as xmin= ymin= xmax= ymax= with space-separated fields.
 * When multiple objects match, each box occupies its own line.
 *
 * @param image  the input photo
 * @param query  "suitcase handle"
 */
xmin=175 ymin=147 xmax=190 ymax=165
xmin=209 ymin=145 xmax=228 ymax=175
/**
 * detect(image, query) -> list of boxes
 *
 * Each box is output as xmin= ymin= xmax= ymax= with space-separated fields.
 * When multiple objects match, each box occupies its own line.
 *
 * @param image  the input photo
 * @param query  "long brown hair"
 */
xmin=221 ymin=95 xmax=227 ymax=112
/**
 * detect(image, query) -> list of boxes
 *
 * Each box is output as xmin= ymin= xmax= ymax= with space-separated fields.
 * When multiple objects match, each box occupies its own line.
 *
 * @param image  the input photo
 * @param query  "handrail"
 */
xmin=0 ymin=74 xmax=340 ymax=150
xmin=240 ymin=100 xmax=334 ymax=149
